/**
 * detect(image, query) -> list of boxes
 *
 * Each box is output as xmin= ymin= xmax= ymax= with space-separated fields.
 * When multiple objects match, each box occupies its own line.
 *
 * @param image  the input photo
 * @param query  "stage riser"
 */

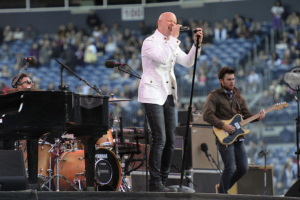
xmin=0 ymin=191 xmax=293 ymax=200
xmin=130 ymin=170 xmax=221 ymax=193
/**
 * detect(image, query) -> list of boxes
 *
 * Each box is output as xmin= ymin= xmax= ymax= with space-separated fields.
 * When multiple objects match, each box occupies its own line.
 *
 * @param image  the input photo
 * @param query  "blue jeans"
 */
xmin=217 ymin=140 xmax=248 ymax=194
xmin=143 ymin=95 xmax=176 ymax=187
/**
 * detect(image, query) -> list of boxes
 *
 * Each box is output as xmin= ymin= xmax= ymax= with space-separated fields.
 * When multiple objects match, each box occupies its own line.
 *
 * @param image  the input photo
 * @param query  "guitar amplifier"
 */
xmin=228 ymin=165 xmax=274 ymax=195
xmin=178 ymin=110 xmax=210 ymax=126
xmin=175 ymin=125 xmax=218 ymax=170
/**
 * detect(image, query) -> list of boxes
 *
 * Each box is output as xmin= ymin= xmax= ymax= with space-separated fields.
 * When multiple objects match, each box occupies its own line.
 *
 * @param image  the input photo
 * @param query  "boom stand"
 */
xmin=167 ymin=35 xmax=200 ymax=193
xmin=54 ymin=58 xmax=103 ymax=95
xmin=107 ymin=63 xmax=149 ymax=191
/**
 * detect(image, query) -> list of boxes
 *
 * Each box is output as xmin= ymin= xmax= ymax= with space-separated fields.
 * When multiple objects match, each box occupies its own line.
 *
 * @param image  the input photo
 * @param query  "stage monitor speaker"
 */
xmin=175 ymin=125 xmax=218 ymax=169
xmin=0 ymin=150 xmax=27 ymax=191
xmin=285 ymin=179 xmax=300 ymax=197
xmin=228 ymin=165 xmax=274 ymax=195
xmin=190 ymin=169 xmax=221 ymax=193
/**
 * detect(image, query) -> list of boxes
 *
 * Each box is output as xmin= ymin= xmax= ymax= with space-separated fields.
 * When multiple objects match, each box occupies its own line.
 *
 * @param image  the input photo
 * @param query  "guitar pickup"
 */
xmin=234 ymin=122 xmax=240 ymax=129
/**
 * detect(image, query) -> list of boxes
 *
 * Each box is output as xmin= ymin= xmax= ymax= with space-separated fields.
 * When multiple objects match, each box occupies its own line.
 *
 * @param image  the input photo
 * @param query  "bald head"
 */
xmin=157 ymin=12 xmax=177 ymax=37
xmin=158 ymin=12 xmax=176 ymax=21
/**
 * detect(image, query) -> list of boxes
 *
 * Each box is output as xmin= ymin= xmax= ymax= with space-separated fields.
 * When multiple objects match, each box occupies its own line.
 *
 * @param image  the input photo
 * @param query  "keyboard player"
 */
xmin=11 ymin=73 xmax=35 ymax=90
xmin=1 ymin=73 xmax=35 ymax=150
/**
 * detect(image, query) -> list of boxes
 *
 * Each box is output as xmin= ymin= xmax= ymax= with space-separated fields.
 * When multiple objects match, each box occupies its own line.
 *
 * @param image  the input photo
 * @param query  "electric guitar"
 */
xmin=213 ymin=102 xmax=289 ymax=145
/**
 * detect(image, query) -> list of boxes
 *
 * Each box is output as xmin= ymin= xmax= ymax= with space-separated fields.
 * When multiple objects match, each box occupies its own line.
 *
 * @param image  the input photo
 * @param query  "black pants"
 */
xmin=143 ymin=95 xmax=176 ymax=187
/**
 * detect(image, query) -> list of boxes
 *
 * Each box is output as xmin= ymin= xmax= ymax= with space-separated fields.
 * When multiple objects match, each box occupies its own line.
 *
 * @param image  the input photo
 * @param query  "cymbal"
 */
xmin=6 ymin=88 xmax=44 ymax=94
xmin=109 ymin=98 xmax=133 ymax=102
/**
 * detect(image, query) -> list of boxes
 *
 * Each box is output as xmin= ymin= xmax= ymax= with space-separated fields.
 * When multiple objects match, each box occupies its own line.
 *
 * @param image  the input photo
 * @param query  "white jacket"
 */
xmin=138 ymin=30 xmax=201 ymax=105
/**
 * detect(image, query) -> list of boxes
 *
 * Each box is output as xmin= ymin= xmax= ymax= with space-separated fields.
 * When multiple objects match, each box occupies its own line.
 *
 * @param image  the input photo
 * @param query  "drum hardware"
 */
xmin=109 ymin=96 xmax=138 ymax=192
xmin=119 ymin=177 xmax=132 ymax=192
xmin=42 ymin=133 xmax=81 ymax=191
xmin=73 ymin=178 xmax=83 ymax=190
xmin=75 ymin=172 xmax=85 ymax=176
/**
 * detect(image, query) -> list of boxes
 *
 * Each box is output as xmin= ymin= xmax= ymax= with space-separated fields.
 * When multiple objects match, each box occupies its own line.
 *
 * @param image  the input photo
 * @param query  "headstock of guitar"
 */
xmin=273 ymin=102 xmax=289 ymax=111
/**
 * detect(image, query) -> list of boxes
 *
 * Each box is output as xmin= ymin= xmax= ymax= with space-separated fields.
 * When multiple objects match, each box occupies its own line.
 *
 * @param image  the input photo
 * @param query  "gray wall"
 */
xmin=0 ymin=0 xmax=299 ymax=34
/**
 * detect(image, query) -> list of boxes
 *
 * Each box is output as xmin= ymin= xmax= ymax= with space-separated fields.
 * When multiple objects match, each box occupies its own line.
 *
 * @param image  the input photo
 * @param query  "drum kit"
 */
xmin=18 ymin=98 xmax=139 ymax=192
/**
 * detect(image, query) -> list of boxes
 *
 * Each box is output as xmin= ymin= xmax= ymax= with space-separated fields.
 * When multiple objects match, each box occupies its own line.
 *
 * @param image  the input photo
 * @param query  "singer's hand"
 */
xmin=171 ymin=24 xmax=181 ymax=39
xmin=193 ymin=28 xmax=203 ymax=47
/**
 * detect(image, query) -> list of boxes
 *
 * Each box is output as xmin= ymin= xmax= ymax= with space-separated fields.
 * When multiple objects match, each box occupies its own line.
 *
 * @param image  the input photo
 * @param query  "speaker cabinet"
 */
xmin=228 ymin=165 xmax=274 ymax=195
xmin=129 ymin=136 xmax=183 ymax=172
xmin=190 ymin=169 xmax=221 ymax=193
xmin=285 ymin=179 xmax=300 ymax=197
xmin=0 ymin=150 xmax=27 ymax=191
xmin=175 ymin=125 xmax=218 ymax=169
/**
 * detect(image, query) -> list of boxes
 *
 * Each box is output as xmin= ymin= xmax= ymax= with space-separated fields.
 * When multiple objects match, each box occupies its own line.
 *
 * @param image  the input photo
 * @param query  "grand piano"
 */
xmin=0 ymin=90 xmax=109 ymax=190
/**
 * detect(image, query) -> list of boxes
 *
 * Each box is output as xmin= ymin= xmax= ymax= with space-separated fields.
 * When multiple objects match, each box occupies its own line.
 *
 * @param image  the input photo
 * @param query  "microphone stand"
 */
xmin=106 ymin=62 xmax=150 ymax=191
xmin=178 ymin=35 xmax=200 ymax=193
xmin=53 ymin=58 xmax=103 ymax=95
xmin=258 ymin=150 xmax=269 ymax=195
xmin=172 ymin=164 xmax=197 ymax=188
xmin=11 ymin=60 xmax=30 ymax=88
xmin=116 ymin=63 xmax=141 ymax=79
xmin=208 ymin=154 xmax=222 ymax=174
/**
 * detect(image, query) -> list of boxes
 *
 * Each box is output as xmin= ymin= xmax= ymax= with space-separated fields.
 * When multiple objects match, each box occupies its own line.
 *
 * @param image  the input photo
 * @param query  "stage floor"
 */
xmin=0 ymin=191 xmax=296 ymax=200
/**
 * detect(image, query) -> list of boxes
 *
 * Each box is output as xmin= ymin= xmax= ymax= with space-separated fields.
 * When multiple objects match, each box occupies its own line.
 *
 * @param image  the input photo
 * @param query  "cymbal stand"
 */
xmin=110 ymin=95 xmax=131 ymax=192
xmin=41 ymin=137 xmax=80 ymax=191
xmin=110 ymin=94 xmax=120 ymax=159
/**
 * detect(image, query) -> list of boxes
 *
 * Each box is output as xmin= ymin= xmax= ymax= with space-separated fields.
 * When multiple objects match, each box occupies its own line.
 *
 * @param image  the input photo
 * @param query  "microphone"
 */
xmin=258 ymin=150 xmax=269 ymax=157
xmin=104 ymin=60 xmax=126 ymax=68
xmin=200 ymin=143 xmax=210 ymax=161
xmin=24 ymin=56 xmax=37 ymax=65
xmin=193 ymin=29 xmax=200 ymax=33
xmin=180 ymin=26 xmax=190 ymax=31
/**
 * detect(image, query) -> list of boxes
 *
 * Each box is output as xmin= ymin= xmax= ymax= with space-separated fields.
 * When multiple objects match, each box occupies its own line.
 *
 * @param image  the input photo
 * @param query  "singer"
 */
xmin=138 ymin=12 xmax=202 ymax=192
xmin=202 ymin=67 xmax=265 ymax=194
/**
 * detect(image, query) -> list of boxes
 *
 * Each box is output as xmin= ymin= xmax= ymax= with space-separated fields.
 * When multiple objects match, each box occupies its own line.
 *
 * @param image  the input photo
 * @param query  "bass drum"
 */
xmin=54 ymin=148 xmax=122 ymax=191
xmin=95 ymin=148 xmax=122 ymax=191
xmin=54 ymin=150 xmax=86 ymax=191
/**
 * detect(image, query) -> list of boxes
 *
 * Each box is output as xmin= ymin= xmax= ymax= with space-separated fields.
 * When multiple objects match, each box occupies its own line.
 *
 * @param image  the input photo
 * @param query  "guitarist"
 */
xmin=202 ymin=66 xmax=265 ymax=194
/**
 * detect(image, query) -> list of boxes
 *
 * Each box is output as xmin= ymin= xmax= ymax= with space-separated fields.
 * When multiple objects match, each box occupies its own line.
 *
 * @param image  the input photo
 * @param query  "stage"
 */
xmin=0 ymin=191 xmax=295 ymax=200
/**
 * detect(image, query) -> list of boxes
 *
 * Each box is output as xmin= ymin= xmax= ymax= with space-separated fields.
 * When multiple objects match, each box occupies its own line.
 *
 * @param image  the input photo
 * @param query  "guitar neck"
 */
xmin=240 ymin=107 xmax=274 ymax=127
